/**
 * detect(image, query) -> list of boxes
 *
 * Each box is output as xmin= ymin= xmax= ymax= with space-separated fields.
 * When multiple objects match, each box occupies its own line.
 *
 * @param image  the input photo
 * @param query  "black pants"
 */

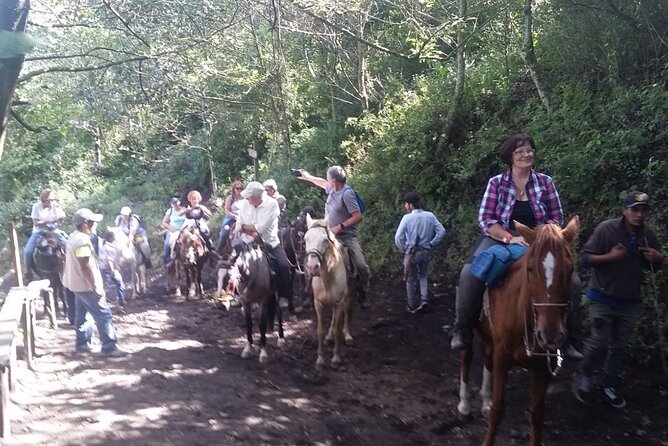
xmin=268 ymin=244 xmax=292 ymax=301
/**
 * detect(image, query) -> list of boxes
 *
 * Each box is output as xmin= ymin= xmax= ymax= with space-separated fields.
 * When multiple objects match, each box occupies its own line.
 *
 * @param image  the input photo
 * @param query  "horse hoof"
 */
xmin=457 ymin=401 xmax=471 ymax=416
xmin=259 ymin=350 xmax=269 ymax=363
xmin=241 ymin=347 xmax=253 ymax=359
xmin=324 ymin=335 xmax=333 ymax=344
xmin=288 ymin=314 xmax=298 ymax=322
xmin=344 ymin=334 xmax=354 ymax=345
xmin=277 ymin=338 xmax=286 ymax=348
xmin=481 ymin=404 xmax=491 ymax=418
xmin=315 ymin=357 xmax=325 ymax=367
xmin=331 ymin=356 xmax=342 ymax=367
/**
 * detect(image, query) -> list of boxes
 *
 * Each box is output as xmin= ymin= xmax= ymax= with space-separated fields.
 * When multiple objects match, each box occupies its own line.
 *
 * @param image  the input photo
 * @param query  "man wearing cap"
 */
xmin=572 ymin=191 xmax=663 ymax=408
xmin=263 ymin=179 xmax=287 ymax=228
xmin=297 ymin=166 xmax=372 ymax=309
xmin=394 ymin=192 xmax=446 ymax=313
xmin=63 ymin=209 xmax=127 ymax=357
xmin=24 ymin=188 xmax=67 ymax=282
xmin=235 ymin=181 xmax=293 ymax=312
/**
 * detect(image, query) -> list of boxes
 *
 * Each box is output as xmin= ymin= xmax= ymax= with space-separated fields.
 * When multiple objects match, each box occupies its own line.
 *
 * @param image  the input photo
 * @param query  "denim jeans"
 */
xmin=101 ymin=268 xmax=125 ymax=303
xmin=74 ymin=291 xmax=119 ymax=352
xmin=577 ymin=301 xmax=641 ymax=388
xmin=404 ymin=249 xmax=431 ymax=307
xmin=24 ymin=228 xmax=68 ymax=271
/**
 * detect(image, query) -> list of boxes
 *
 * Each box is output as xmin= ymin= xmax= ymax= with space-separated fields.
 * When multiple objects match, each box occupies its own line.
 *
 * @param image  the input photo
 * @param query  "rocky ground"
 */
xmin=3 ymin=268 xmax=668 ymax=446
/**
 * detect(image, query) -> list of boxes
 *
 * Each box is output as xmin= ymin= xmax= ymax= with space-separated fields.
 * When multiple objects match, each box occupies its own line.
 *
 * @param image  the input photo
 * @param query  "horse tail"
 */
xmin=266 ymin=292 xmax=277 ymax=332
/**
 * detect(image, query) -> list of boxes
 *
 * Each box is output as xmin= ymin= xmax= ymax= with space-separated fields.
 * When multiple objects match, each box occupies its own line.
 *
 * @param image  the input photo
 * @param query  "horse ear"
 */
xmin=514 ymin=220 xmax=535 ymax=244
xmin=561 ymin=215 xmax=580 ymax=243
xmin=306 ymin=213 xmax=314 ymax=229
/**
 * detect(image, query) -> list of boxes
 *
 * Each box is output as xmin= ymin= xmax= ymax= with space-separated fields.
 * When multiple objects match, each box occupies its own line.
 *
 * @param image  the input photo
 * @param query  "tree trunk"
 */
xmin=436 ymin=0 xmax=466 ymax=152
xmin=91 ymin=124 xmax=102 ymax=174
xmin=356 ymin=9 xmax=370 ymax=111
xmin=0 ymin=0 xmax=30 ymax=160
xmin=521 ymin=0 xmax=551 ymax=113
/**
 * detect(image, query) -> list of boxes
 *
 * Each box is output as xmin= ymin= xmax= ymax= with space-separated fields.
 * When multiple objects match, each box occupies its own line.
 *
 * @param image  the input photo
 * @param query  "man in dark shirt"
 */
xmin=572 ymin=191 xmax=663 ymax=408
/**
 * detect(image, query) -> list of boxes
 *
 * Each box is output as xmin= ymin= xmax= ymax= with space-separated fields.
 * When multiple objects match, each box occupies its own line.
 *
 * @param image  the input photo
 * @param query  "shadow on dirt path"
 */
xmin=4 ymin=269 xmax=668 ymax=446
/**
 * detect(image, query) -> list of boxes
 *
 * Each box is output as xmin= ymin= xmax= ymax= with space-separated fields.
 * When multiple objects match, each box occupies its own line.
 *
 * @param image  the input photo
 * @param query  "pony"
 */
xmin=457 ymin=216 xmax=579 ymax=446
xmin=216 ymin=223 xmax=236 ymax=305
xmin=226 ymin=237 xmax=285 ymax=363
xmin=303 ymin=215 xmax=357 ymax=367
xmin=109 ymin=226 xmax=148 ymax=297
xmin=165 ymin=230 xmax=182 ymax=297
xmin=177 ymin=226 xmax=209 ymax=299
xmin=32 ymin=230 xmax=67 ymax=316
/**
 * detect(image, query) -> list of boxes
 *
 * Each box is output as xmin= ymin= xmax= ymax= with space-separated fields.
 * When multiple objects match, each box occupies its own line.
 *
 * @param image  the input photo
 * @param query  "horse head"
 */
xmin=179 ymin=226 xmax=207 ymax=266
xmin=304 ymin=215 xmax=342 ymax=277
xmin=33 ymin=231 xmax=64 ymax=275
xmin=515 ymin=215 xmax=580 ymax=352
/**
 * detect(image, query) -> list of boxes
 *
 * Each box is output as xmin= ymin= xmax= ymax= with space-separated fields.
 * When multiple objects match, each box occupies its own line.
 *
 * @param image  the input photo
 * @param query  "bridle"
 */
xmin=521 ymin=265 xmax=570 ymax=377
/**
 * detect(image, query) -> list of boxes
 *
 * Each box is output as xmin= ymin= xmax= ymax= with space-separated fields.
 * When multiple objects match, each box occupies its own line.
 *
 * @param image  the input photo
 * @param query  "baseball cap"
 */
xmin=73 ymin=208 xmax=103 ymax=226
xmin=170 ymin=197 xmax=180 ymax=204
xmin=263 ymin=179 xmax=278 ymax=191
xmin=623 ymin=191 xmax=650 ymax=208
xmin=241 ymin=181 xmax=265 ymax=199
xmin=120 ymin=206 xmax=132 ymax=215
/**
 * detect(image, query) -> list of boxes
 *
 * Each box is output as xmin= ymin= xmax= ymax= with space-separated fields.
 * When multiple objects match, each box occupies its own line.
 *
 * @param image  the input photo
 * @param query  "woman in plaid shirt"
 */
xmin=450 ymin=133 xmax=582 ymax=359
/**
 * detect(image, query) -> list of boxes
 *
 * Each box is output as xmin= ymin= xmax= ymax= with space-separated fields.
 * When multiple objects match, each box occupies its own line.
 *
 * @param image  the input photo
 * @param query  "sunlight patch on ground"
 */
xmin=279 ymin=397 xmax=313 ymax=410
xmin=147 ymin=339 xmax=206 ymax=350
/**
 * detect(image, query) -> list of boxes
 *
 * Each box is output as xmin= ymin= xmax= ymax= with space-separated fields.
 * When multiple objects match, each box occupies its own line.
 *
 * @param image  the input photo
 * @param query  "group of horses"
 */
xmin=226 ymin=211 xmax=579 ymax=445
xmin=32 ymin=209 xmax=581 ymax=446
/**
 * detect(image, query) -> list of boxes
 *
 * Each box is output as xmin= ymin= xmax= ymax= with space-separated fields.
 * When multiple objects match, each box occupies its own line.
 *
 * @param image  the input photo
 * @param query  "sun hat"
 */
xmin=73 ymin=208 xmax=103 ymax=226
xmin=240 ymin=181 xmax=265 ymax=199
xmin=120 ymin=206 xmax=132 ymax=216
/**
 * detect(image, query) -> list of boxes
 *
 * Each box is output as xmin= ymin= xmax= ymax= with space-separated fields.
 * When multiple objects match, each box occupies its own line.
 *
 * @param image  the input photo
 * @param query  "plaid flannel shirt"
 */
xmin=478 ymin=169 xmax=563 ymax=233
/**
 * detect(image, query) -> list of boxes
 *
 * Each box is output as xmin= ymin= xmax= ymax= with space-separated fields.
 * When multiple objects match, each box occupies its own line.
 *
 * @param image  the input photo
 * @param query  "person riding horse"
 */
xmin=161 ymin=197 xmax=186 ymax=268
xmin=24 ymin=188 xmax=67 ymax=282
xmin=234 ymin=181 xmax=293 ymax=314
xmin=178 ymin=190 xmax=219 ymax=264
xmin=115 ymin=206 xmax=152 ymax=269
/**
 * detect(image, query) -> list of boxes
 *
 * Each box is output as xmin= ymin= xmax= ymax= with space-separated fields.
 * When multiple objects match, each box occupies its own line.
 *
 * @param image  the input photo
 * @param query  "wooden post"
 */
xmin=0 ymin=365 xmax=9 ymax=439
xmin=8 ymin=223 xmax=23 ymax=288
xmin=42 ymin=288 xmax=57 ymax=329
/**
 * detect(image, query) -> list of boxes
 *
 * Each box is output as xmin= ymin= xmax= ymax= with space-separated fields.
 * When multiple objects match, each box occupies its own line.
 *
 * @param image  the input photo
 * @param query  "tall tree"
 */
xmin=0 ymin=0 xmax=31 ymax=160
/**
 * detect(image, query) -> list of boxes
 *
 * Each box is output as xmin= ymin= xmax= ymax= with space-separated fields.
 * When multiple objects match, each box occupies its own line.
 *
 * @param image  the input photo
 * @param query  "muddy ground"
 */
xmin=4 ymin=267 xmax=668 ymax=446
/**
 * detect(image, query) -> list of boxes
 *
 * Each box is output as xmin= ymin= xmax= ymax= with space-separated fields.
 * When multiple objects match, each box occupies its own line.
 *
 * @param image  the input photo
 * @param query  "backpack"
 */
xmin=342 ymin=185 xmax=366 ymax=214
xmin=470 ymin=243 xmax=527 ymax=287
xmin=132 ymin=214 xmax=146 ymax=230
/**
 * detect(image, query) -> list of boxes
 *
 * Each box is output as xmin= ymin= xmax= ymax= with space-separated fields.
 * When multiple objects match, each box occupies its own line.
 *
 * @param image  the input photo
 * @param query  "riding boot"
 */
xmin=358 ymin=287 xmax=370 ymax=310
xmin=451 ymin=265 xmax=485 ymax=350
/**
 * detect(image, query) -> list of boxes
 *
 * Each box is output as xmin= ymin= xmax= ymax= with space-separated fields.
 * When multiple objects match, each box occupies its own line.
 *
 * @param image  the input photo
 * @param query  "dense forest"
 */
xmin=1 ymin=1 xmax=666 ymax=360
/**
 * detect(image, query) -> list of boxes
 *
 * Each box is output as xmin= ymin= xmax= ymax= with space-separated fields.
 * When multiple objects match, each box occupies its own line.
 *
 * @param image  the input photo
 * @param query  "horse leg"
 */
xmin=314 ymin=300 xmax=326 ymax=367
xmin=139 ymin=264 xmax=148 ymax=294
xmin=241 ymin=301 xmax=254 ymax=359
xmin=458 ymin=347 xmax=474 ymax=416
xmin=343 ymin=295 xmax=354 ymax=345
xmin=482 ymin=352 xmax=510 ymax=446
xmin=331 ymin=305 xmax=344 ymax=366
xmin=275 ymin=295 xmax=286 ymax=348
xmin=258 ymin=301 xmax=269 ymax=363
xmin=528 ymin=366 xmax=550 ymax=446
xmin=325 ymin=313 xmax=335 ymax=343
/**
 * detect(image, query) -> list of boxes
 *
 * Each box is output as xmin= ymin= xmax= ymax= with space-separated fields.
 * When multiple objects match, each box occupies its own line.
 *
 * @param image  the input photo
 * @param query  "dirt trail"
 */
xmin=4 ymin=272 xmax=668 ymax=446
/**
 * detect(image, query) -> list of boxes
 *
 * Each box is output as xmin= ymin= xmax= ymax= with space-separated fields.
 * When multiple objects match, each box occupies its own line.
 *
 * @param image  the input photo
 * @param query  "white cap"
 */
xmin=73 ymin=208 xmax=103 ymax=226
xmin=120 ymin=206 xmax=132 ymax=216
xmin=263 ymin=179 xmax=278 ymax=191
xmin=240 ymin=181 xmax=265 ymax=199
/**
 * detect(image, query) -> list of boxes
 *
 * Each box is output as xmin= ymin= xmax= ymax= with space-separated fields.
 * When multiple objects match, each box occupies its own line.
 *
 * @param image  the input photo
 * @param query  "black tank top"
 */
xmin=510 ymin=200 xmax=537 ymax=229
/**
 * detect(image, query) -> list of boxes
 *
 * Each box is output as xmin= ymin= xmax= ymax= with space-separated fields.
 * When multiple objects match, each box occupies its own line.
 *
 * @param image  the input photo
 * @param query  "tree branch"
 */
xmin=9 ymin=108 xmax=49 ymax=132
xmin=101 ymin=0 xmax=151 ymax=48
xmin=17 ymin=56 xmax=149 ymax=83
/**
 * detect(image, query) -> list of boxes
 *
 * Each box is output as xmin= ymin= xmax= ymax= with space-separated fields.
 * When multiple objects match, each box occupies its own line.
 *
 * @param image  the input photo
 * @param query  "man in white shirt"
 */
xmin=25 ymin=188 xmax=67 ymax=281
xmin=235 ymin=181 xmax=293 ymax=312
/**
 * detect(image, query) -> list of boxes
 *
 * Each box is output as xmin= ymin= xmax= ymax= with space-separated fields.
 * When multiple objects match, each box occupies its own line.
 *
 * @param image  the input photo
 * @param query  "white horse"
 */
xmin=109 ymin=226 xmax=148 ymax=297
xmin=303 ymin=215 xmax=356 ymax=367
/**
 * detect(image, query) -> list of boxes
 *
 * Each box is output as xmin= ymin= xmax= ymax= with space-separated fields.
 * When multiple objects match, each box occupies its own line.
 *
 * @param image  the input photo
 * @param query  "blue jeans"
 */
xmin=24 ymin=229 xmax=67 ymax=271
xmin=73 ymin=291 xmax=118 ymax=352
xmin=101 ymin=268 xmax=125 ymax=303
xmin=404 ymin=248 xmax=431 ymax=307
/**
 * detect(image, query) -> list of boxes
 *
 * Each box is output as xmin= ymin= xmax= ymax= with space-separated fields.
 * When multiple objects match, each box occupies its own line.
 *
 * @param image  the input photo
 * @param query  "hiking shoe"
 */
xmin=602 ymin=387 xmax=627 ymax=408
xmin=405 ymin=304 xmax=416 ymax=313
xmin=449 ymin=331 xmax=471 ymax=350
xmin=565 ymin=344 xmax=584 ymax=360
xmin=415 ymin=301 xmax=429 ymax=313
xmin=102 ymin=348 xmax=128 ymax=358
xmin=75 ymin=345 xmax=92 ymax=354
xmin=572 ymin=373 xmax=591 ymax=404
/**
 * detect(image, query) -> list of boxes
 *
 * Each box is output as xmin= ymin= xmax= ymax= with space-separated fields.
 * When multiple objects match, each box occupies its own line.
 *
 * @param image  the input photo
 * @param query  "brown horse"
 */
xmin=303 ymin=215 xmax=356 ymax=367
xmin=458 ymin=216 xmax=579 ymax=446
xmin=178 ymin=226 xmax=208 ymax=299
xmin=165 ymin=230 xmax=182 ymax=297
xmin=226 ymin=237 xmax=284 ymax=363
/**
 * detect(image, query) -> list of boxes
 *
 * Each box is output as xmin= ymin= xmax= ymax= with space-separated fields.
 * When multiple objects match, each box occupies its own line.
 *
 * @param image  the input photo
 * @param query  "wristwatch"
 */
xmin=339 ymin=223 xmax=345 ymax=231
xmin=502 ymin=232 xmax=512 ymax=244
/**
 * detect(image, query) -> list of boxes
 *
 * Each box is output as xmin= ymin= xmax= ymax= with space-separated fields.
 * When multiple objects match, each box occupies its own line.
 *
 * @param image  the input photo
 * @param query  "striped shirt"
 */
xmin=478 ymin=169 xmax=563 ymax=233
